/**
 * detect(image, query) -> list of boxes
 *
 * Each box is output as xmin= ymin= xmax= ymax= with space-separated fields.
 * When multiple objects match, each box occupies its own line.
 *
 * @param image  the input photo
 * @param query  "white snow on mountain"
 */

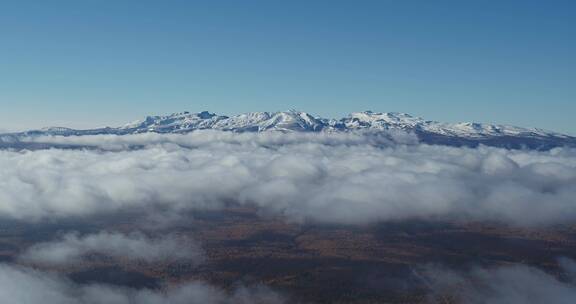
xmin=2 ymin=110 xmax=574 ymax=149
xmin=114 ymin=110 xmax=567 ymax=137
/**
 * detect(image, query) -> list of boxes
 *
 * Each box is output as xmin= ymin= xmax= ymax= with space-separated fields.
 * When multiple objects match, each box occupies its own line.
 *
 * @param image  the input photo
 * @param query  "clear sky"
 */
xmin=1 ymin=0 xmax=575 ymax=133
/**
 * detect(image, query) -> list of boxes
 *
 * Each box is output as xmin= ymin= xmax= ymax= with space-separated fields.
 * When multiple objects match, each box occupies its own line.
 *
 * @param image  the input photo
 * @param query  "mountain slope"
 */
xmin=3 ymin=110 xmax=575 ymax=149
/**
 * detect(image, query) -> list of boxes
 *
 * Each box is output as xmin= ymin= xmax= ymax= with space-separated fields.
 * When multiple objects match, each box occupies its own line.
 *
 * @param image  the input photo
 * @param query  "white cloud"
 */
xmin=423 ymin=259 xmax=576 ymax=304
xmin=0 ymin=264 xmax=285 ymax=304
xmin=20 ymin=231 xmax=203 ymax=265
xmin=0 ymin=132 xmax=574 ymax=225
xmin=18 ymin=129 xmax=418 ymax=150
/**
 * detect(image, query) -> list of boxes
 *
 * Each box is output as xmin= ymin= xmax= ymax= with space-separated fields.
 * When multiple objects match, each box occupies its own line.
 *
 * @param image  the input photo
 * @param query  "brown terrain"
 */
xmin=1 ymin=206 xmax=575 ymax=303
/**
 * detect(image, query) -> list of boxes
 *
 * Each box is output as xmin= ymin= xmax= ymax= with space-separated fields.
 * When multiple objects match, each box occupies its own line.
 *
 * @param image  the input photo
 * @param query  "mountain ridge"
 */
xmin=2 ymin=110 xmax=575 ymax=150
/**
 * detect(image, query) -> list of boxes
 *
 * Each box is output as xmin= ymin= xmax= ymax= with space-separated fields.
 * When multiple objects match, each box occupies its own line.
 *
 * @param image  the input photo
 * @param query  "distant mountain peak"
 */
xmin=3 ymin=110 xmax=575 ymax=150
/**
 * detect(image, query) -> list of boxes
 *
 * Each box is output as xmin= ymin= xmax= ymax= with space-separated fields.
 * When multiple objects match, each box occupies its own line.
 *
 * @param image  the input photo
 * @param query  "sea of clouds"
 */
xmin=1 ymin=131 xmax=576 ymax=303
xmin=0 ymin=131 xmax=575 ymax=225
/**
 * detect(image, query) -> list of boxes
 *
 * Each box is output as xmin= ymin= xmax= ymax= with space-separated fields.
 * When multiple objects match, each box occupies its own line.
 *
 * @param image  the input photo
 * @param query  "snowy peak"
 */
xmin=259 ymin=110 xmax=325 ymax=131
xmin=342 ymin=111 xmax=425 ymax=130
xmin=4 ymin=110 xmax=575 ymax=149
xmin=348 ymin=111 xmax=422 ymax=123
xmin=335 ymin=111 xmax=569 ymax=140
xmin=120 ymin=110 xmax=326 ymax=133
xmin=121 ymin=111 xmax=228 ymax=133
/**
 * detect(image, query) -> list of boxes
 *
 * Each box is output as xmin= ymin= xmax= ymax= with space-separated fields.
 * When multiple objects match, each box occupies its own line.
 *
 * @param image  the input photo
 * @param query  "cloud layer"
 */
xmin=0 ymin=264 xmax=285 ymax=304
xmin=2 ymin=132 xmax=576 ymax=303
xmin=424 ymin=259 xmax=576 ymax=304
xmin=0 ymin=132 xmax=575 ymax=225
xmin=20 ymin=231 xmax=203 ymax=265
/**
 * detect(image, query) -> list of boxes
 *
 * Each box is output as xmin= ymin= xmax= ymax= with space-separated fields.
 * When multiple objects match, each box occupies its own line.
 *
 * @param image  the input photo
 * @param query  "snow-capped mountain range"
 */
xmin=3 ymin=110 xmax=575 ymax=149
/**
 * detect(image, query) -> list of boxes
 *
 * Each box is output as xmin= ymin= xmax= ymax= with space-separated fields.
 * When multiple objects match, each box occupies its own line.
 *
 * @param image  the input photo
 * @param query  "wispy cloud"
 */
xmin=422 ymin=259 xmax=576 ymax=304
xmin=0 ymin=264 xmax=285 ymax=304
xmin=20 ymin=231 xmax=203 ymax=265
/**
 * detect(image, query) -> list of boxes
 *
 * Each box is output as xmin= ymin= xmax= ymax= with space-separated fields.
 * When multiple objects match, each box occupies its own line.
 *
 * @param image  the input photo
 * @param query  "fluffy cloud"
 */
xmin=18 ymin=129 xmax=418 ymax=150
xmin=0 ymin=132 xmax=575 ymax=225
xmin=0 ymin=264 xmax=285 ymax=304
xmin=423 ymin=259 xmax=576 ymax=304
xmin=19 ymin=231 xmax=203 ymax=265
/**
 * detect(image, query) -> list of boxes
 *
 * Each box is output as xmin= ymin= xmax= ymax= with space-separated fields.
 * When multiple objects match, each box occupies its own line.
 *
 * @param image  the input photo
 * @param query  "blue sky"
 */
xmin=1 ymin=1 xmax=575 ymax=133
